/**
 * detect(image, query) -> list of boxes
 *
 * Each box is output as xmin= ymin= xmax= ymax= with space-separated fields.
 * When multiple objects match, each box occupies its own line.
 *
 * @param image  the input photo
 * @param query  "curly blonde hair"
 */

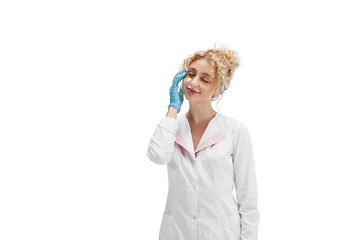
xmin=179 ymin=43 xmax=241 ymax=103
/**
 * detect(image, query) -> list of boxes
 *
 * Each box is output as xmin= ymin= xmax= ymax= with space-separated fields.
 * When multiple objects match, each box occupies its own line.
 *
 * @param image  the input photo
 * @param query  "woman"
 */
xmin=147 ymin=44 xmax=260 ymax=240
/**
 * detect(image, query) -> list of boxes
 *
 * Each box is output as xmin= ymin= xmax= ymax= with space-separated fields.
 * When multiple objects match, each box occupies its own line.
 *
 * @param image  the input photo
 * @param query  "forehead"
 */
xmin=188 ymin=59 xmax=215 ymax=77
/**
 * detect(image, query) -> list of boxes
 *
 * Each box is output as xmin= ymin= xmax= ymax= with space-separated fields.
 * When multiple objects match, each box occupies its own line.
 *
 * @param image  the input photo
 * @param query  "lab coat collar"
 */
xmin=175 ymin=113 xmax=225 ymax=162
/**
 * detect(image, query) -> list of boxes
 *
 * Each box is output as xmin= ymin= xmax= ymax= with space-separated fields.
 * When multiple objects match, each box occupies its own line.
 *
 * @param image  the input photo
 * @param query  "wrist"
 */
xmin=167 ymin=105 xmax=178 ymax=118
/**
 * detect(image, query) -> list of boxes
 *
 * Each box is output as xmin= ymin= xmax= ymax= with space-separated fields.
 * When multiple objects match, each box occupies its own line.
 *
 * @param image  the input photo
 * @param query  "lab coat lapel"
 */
xmin=175 ymin=114 xmax=225 ymax=162
xmin=175 ymin=115 xmax=195 ymax=161
xmin=194 ymin=114 xmax=224 ymax=155
xmin=195 ymin=131 xmax=224 ymax=154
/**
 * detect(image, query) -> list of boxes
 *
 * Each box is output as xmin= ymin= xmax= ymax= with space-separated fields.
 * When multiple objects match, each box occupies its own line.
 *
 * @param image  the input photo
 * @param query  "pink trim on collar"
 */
xmin=195 ymin=132 xmax=224 ymax=154
xmin=175 ymin=132 xmax=195 ymax=162
xmin=175 ymin=131 xmax=224 ymax=162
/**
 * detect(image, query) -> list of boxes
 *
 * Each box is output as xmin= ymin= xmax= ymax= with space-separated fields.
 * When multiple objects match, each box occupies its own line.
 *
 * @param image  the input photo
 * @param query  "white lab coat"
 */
xmin=147 ymin=113 xmax=260 ymax=240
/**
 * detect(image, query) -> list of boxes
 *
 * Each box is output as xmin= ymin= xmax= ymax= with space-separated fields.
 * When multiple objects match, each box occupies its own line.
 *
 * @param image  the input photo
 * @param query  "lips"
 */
xmin=187 ymin=87 xmax=200 ymax=94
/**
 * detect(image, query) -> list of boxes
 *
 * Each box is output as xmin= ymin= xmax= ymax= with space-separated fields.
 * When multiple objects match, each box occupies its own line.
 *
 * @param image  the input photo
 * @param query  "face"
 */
xmin=182 ymin=58 xmax=218 ymax=103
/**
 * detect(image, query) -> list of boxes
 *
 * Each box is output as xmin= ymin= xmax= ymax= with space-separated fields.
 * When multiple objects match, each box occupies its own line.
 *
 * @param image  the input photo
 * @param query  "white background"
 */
xmin=1 ymin=0 xmax=359 ymax=239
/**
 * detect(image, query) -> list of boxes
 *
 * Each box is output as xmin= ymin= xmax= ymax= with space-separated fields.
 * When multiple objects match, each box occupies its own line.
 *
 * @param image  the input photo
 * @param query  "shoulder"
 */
xmin=176 ymin=114 xmax=187 ymax=124
xmin=217 ymin=114 xmax=254 ymax=149
xmin=217 ymin=113 xmax=248 ymax=131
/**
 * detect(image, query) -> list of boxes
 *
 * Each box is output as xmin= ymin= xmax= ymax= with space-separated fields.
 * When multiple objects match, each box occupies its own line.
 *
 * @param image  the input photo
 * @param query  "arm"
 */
xmin=147 ymin=69 xmax=186 ymax=165
xmin=232 ymin=122 xmax=260 ymax=240
xmin=146 ymin=106 xmax=178 ymax=165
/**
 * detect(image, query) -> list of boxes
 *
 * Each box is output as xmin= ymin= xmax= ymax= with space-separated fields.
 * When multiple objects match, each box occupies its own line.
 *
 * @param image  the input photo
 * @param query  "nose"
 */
xmin=190 ymin=76 xmax=200 ymax=87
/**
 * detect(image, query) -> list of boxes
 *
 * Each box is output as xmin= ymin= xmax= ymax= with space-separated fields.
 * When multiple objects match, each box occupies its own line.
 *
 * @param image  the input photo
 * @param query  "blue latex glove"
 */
xmin=168 ymin=69 xmax=187 ymax=113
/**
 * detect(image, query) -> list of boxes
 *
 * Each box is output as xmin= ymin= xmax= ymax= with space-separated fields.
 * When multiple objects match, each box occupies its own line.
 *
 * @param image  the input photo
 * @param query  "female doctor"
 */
xmin=147 ymin=44 xmax=260 ymax=240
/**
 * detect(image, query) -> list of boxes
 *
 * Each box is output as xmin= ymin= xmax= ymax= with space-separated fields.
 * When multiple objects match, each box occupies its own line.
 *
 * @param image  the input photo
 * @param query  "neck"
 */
xmin=186 ymin=102 xmax=217 ymax=124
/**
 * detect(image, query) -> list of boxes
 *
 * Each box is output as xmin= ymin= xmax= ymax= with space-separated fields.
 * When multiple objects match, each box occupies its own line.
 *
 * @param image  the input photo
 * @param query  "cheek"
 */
xmin=182 ymin=78 xmax=190 ymax=88
xmin=181 ymin=81 xmax=187 ymax=90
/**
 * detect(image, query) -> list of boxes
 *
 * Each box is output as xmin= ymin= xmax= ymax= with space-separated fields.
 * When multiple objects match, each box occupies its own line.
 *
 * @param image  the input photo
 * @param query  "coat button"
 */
xmin=193 ymin=216 xmax=196 ymax=219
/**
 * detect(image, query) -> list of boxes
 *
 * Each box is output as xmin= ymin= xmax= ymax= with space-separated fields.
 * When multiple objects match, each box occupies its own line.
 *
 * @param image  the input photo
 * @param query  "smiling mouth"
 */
xmin=187 ymin=88 xmax=200 ymax=94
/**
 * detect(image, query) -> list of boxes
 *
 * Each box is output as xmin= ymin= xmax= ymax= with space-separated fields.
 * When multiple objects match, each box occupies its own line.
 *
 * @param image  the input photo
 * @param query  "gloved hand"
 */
xmin=168 ymin=69 xmax=187 ymax=113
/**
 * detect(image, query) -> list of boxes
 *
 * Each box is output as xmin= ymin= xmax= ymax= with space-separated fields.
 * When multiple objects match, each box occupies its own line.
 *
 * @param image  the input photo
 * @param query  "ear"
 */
xmin=214 ymin=88 xmax=221 ymax=96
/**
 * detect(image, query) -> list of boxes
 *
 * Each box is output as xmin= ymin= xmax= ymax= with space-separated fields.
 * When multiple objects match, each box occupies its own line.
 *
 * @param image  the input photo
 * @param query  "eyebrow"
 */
xmin=188 ymin=67 xmax=214 ymax=79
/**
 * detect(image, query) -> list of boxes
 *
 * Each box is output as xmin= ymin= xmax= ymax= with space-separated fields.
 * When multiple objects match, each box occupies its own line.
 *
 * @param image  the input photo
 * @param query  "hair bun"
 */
xmin=213 ymin=43 xmax=241 ymax=75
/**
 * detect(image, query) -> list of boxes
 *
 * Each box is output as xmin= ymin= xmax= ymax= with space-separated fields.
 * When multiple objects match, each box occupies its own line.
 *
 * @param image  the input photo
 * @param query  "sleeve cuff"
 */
xmin=158 ymin=116 xmax=178 ymax=136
